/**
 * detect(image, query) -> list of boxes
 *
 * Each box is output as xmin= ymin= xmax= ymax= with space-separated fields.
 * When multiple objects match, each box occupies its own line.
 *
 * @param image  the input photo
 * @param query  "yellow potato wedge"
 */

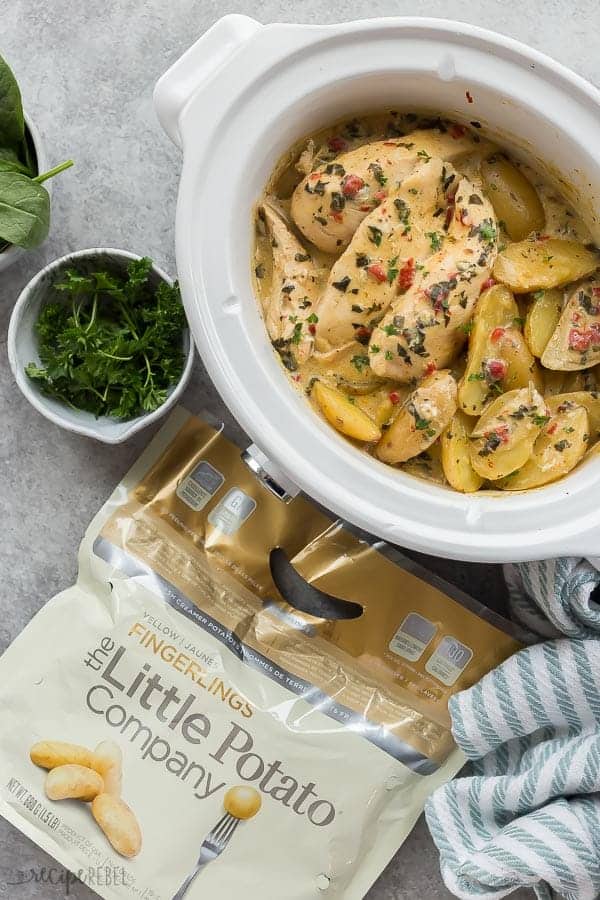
xmin=402 ymin=440 xmax=446 ymax=485
xmin=469 ymin=384 xmax=547 ymax=479
xmin=524 ymin=289 xmax=563 ymax=357
xmin=547 ymin=391 xmax=600 ymax=437
xmin=493 ymin=239 xmax=600 ymax=293
xmin=374 ymin=396 xmax=395 ymax=428
xmin=459 ymin=285 xmax=540 ymax=415
xmin=498 ymin=396 xmax=589 ymax=489
xmin=543 ymin=369 xmax=598 ymax=396
xmin=315 ymin=342 xmax=386 ymax=395
xmin=376 ymin=370 xmax=457 ymax=464
xmin=312 ymin=380 xmax=381 ymax=442
xmin=441 ymin=411 xmax=484 ymax=492
xmin=481 ymin=156 xmax=545 ymax=241
xmin=459 ymin=284 xmax=518 ymax=415
xmin=541 ymin=279 xmax=600 ymax=371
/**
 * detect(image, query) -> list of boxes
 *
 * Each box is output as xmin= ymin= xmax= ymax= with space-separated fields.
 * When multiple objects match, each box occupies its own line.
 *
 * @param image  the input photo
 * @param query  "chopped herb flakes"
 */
xmin=332 ymin=276 xmax=351 ymax=292
xmin=368 ymin=226 xmax=383 ymax=247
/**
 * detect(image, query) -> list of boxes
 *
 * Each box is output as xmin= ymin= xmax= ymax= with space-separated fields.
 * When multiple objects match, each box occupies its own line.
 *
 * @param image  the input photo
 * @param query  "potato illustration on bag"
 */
xmin=30 ymin=737 xmax=141 ymax=858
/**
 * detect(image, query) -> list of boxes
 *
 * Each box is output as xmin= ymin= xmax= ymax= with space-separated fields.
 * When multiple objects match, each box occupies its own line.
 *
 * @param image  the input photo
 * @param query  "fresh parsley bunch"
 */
xmin=0 ymin=52 xmax=73 ymax=251
xmin=26 ymin=257 xmax=187 ymax=420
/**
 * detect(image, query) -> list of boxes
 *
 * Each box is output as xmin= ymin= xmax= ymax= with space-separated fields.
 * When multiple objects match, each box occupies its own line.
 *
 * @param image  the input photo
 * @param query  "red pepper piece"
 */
xmin=389 ymin=391 xmax=401 ymax=404
xmin=485 ymin=358 xmax=508 ymax=381
xmin=328 ymin=136 xmax=348 ymax=153
xmin=449 ymin=124 xmax=467 ymax=139
xmin=341 ymin=174 xmax=365 ymax=197
xmin=397 ymin=257 xmax=416 ymax=293
xmin=367 ymin=263 xmax=387 ymax=283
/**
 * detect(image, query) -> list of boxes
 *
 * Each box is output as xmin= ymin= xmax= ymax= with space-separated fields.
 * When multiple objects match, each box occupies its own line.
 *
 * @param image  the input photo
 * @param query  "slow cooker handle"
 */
xmin=154 ymin=14 xmax=262 ymax=148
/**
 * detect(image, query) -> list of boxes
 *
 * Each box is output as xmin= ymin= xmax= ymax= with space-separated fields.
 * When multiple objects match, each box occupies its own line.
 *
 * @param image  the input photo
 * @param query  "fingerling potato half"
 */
xmin=469 ymin=384 xmax=547 ymax=480
xmin=493 ymin=239 xmax=600 ymax=293
xmin=524 ymin=289 xmax=563 ymax=357
xmin=376 ymin=370 xmax=457 ymax=465
xmin=441 ymin=410 xmax=484 ymax=493
xmin=30 ymin=741 xmax=94 ymax=770
xmin=459 ymin=285 xmax=540 ymax=416
xmin=481 ymin=156 xmax=545 ymax=241
xmin=498 ymin=395 xmax=589 ymax=490
xmin=541 ymin=279 xmax=600 ymax=371
xmin=548 ymin=390 xmax=600 ymax=437
xmin=312 ymin=381 xmax=381 ymax=442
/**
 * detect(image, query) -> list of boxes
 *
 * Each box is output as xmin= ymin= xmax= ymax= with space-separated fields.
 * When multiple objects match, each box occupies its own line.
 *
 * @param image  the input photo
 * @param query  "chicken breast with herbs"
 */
xmin=369 ymin=173 xmax=498 ymax=381
xmin=313 ymin=158 xmax=455 ymax=352
xmin=291 ymin=127 xmax=492 ymax=254
xmin=259 ymin=201 xmax=325 ymax=366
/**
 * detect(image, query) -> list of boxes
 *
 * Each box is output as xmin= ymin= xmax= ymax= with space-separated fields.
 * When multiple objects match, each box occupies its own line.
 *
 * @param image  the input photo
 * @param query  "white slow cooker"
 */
xmin=154 ymin=14 xmax=600 ymax=564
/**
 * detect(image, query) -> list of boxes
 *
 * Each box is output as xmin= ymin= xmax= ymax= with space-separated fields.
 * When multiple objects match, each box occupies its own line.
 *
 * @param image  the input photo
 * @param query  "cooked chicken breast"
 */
xmin=369 ymin=174 xmax=498 ymax=381
xmin=259 ymin=201 xmax=325 ymax=366
xmin=291 ymin=127 xmax=492 ymax=254
xmin=313 ymin=157 xmax=454 ymax=351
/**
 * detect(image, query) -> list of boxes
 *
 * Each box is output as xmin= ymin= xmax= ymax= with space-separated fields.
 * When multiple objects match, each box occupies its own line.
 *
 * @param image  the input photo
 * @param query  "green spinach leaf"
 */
xmin=0 ymin=171 xmax=49 ymax=248
xmin=0 ymin=54 xmax=24 ymax=149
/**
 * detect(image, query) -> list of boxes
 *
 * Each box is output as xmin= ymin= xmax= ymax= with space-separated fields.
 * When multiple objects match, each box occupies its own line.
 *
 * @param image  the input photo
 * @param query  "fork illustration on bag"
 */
xmin=172 ymin=786 xmax=262 ymax=899
xmin=172 ymin=813 xmax=240 ymax=900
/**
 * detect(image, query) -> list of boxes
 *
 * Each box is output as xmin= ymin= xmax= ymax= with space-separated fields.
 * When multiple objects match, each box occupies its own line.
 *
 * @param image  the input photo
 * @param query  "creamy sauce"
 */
xmin=253 ymin=110 xmax=599 ymax=489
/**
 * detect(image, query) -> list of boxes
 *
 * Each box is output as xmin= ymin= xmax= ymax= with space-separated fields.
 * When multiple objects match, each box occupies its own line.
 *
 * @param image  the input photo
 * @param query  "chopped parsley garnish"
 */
xmin=368 ymin=162 xmax=387 ymax=186
xmin=533 ymin=414 xmax=551 ymax=427
xmin=426 ymin=231 xmax=444 ymax=252
xmin=470 ymin=218 xmax=497 ymax=244
xmin=325 ymin=163 xmax=345 ymax=176
xmin=387 ymin=256 xmax=399 ymax=284
xmin=370 ymin=344 xmax=381 ymax=354
xmin=367 ymin=226 xmax=383 ymax=247
xmin=332 ymin=276 xmax=351 ymax=292
xmin=394 ymin=198 xmax=411 ymax=227
xmin=460 ymin=321 xmax=474 ymax=335
xmin=351 ymin=354 xmax=370 ymax=373
xmin=330 ymin=191 xmax=346 ymax=212
xmin=25 ymin=257 xmax=187 ymax=420
xmin=306 ymin=313 xmax=319 ymax=324
xmin=468 ymin=372 xmax=485 ymax=381
xmin=382 ymin=323 xmax=400 ymax=336
xmin=305 ymin=180 xmax=327 ymax=196
xmin=290 ymin=322 xmax=303 ymax=344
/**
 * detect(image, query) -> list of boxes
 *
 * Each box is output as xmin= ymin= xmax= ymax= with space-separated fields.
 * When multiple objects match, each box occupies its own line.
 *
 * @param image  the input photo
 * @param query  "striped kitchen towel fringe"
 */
xmin=425 ymin=557 xmax=600 ymax=900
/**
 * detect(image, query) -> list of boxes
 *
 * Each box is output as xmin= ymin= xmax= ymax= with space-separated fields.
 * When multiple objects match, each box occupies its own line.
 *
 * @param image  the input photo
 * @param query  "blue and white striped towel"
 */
xmin=425 ymin=557 xmax=600 ymax=900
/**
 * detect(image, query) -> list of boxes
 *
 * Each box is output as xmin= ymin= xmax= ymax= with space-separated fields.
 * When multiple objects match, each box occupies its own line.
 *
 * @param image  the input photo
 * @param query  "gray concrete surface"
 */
xmin=3 ymin=0 xmax=597 ymax=896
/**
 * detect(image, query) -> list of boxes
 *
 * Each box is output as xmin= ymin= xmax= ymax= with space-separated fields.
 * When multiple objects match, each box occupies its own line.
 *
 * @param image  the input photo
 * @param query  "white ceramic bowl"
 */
xmin=8 ymin=248 xmax=194 ymax=443
xmin=0 ymin=113 xmax=48 ymax=273
xmin=155 ymin=15 xmax=600 ymax=562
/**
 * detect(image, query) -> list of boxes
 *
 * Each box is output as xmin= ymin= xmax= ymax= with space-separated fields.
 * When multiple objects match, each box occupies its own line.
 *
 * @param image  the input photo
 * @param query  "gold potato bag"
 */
xmin=0 ymin=409 xmax=520 ymax=899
